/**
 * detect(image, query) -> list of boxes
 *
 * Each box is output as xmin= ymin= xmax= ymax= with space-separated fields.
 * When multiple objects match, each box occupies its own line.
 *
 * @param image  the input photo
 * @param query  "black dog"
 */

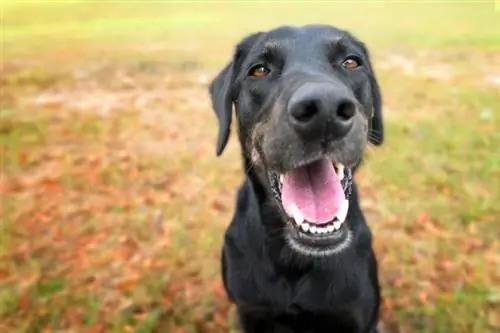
xmin=209 ymin=24 xmax=384 ymax=333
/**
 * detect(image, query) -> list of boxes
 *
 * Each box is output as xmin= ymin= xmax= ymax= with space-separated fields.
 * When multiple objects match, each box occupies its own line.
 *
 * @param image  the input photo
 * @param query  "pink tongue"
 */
xmin=282 ymin=159 xmax=344 ymax=225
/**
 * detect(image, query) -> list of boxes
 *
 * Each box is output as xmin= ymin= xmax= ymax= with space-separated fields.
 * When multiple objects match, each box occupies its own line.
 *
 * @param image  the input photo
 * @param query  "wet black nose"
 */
xmin=288 ymin=82 xmax=356 ymax=138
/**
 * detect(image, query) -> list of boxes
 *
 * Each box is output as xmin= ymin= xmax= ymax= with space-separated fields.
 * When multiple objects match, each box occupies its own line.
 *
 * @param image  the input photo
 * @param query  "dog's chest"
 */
xmin=226 ymin=255 xmax=359 ymax=313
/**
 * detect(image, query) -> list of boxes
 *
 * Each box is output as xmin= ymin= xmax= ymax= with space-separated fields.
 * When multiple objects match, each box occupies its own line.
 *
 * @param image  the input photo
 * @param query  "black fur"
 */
xmin=209 ymin=25 xmax=384 ymax=333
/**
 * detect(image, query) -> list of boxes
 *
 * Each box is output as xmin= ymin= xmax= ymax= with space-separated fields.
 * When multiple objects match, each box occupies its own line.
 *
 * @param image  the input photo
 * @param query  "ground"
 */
xmin=1 ymin=1 xmax=500 ymax=332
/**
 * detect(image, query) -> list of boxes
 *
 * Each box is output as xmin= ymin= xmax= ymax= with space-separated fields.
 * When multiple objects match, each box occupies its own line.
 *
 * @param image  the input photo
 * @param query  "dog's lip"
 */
xmin=287 ymin=153 xmax=325 ymax=172
xmin=270 ymin=154 xmax=354 ymax=175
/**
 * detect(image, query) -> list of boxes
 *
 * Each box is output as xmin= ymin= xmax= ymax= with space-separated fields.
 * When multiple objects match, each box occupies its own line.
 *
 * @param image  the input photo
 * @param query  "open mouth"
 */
xmin=268 ymin=158 xmax=353 ymax=239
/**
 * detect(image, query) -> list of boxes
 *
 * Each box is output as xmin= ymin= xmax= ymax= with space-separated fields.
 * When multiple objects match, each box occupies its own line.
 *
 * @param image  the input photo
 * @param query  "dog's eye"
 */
xmin=342 ymin=57 xmax=361 ymax=70
xmin=248 ymin=64 xmax=270 ymax=78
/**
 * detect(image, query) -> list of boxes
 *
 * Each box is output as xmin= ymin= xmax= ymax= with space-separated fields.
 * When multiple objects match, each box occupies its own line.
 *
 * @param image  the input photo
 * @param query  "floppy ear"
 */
xmin=209 ymin=61 xmax=235 ymax=156
xmin=209 ymin=32 xmax=263 ymax=156
xmin=369 ymin=73 xmax=384 ymax=146
xmin=359 ymin=41 xmax=384 ymax=146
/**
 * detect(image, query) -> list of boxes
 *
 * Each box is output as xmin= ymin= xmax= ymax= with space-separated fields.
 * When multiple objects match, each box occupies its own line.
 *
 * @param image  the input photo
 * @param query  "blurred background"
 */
xmin=1 ymin=1 xmax=499 ymax=332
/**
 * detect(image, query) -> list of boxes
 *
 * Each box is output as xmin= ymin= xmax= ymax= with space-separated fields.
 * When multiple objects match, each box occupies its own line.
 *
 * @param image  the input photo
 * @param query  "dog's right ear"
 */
xmin=209 ymin=32 xmax=263 ymax=156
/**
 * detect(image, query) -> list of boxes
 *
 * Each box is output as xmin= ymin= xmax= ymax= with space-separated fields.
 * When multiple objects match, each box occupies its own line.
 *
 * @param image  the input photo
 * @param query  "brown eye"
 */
xmin=249 ymin=64 xmax=270 ymax=78
xmin=342 ymin=57 xmax=360 ymax=70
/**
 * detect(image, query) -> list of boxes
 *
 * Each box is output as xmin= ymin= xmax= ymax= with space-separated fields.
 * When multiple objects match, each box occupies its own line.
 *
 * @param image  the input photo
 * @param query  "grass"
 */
xmin=1 ymin=1 xmax=500 ymax=332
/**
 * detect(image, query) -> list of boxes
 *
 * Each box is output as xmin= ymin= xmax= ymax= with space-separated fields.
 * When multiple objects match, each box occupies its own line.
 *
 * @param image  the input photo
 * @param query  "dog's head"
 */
xmin=209 ymin=25 xmax=384 ymax=257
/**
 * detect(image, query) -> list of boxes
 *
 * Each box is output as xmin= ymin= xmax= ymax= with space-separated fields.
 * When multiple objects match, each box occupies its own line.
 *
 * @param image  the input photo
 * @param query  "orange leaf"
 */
xmin=417 ymin=212 xmax=430 ymax=223
xmin=419 ymin=291 xmax=428 ymax=303
xmin=0 ymin=270 xmax=9 ymax=280
xmin=212 ymin=280 xmax=226 ymax=299
xmin=211 ymin=200 xmax=226 ymax=212
xmin=18 ymin=151 xmax=29 ymax=165
xmin=173 ymin=328 xmax=189 ymax=333
xmin=117 ymin=277 xmax=139 ymax=292
xmin=19 ymin=293 xmax=31 ymax=310
xmin=214 ymin=311 xmax=227 ymax=326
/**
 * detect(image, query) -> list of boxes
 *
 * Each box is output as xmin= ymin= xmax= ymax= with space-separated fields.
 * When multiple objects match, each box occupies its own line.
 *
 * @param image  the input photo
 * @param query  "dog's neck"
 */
xmin=241 ymin=153 xmax=270 ymax=204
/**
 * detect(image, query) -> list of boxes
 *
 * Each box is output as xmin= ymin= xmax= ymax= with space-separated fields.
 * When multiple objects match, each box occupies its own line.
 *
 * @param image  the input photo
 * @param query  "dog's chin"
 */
xmin=267 ymin=157 xmax=355 ymax=257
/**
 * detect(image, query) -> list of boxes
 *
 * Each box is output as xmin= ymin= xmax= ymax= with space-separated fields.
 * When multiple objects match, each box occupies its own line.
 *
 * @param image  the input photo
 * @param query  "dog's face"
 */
xmin=209 ymin=25 xmax=384 ymax=257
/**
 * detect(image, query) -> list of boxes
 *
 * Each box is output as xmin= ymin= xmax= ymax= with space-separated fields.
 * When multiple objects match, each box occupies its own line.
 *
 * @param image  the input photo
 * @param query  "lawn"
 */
xmin=1 ymin=1 xmax=499 ymax=332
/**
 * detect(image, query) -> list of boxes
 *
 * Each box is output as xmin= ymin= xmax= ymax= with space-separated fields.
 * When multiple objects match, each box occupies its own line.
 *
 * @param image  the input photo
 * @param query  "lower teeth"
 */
xmin=290 ymin=200 xmax=349 ymax=235
xmin=298 ymin=219 xmax=343 ymax=235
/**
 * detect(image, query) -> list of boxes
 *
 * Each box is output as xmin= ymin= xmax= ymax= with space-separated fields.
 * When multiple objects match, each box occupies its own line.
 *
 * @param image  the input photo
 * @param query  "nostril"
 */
xmin=336 ymin=100 xmax=356 ymax=121
xmin=291 ymin=100 xmax=319 ymax=123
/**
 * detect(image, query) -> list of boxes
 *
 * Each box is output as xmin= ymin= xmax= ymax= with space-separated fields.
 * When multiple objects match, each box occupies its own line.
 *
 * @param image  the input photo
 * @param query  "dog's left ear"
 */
xmin=359 ymin=41 xmax=384 ymax=146
xmin=209 ymin=32 xmax=263 ymax=156
xmin=368 ymin=72 xmax=384 ymax=146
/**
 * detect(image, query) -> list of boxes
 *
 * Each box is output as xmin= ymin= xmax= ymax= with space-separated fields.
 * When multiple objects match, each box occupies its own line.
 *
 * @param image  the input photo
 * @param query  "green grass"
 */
xmin=4 ymin=2 xmax=500 ymax=60
xmin=1 ymin=1 xmax=499 ymax=332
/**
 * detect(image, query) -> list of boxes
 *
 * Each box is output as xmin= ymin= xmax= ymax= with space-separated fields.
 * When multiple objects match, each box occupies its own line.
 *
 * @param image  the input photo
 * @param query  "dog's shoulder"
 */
xmin=222 ymin=179 xmax=280 ymax=306
xmin=224 ymin=179 xmax=265 ymax=254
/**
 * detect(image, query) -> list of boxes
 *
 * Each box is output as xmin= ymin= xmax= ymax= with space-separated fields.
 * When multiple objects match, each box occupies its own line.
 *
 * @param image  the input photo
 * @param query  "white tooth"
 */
xmin=279 ymin=174 xmax=284 ymax=184
xmin=293 ymin=215 xmax=304 ymax=226
xmin=327 ymin=225 xmax=334 ymax=233
xmin=310 ymin=226 xmax=317 ymax=234
xmin=320 ymin=227 xmax=327 ymax=234
xmin=290 ymin=205 xmax=304 ymax=225
xmin=301 ymin=223 xmax=310 ymax=232
xmin=336 ymin=199 xmax=349 ymax=223
xmin=337 ymin=164 xmax=345 ymax=180
xmin=333 ymin=221 xmax=342 ymax=230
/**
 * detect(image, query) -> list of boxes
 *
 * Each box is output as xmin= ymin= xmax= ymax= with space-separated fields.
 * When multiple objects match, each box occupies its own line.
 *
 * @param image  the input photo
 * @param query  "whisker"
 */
xmin=267 ymin=227 xmax=287 ymax=240
xmin=367 ymin=132 xmax=383 ymax=145
xmin=243 ymin=160 xmax=256 ymax=174
xmin=369 ymin=128 xmax=383 ymax=135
